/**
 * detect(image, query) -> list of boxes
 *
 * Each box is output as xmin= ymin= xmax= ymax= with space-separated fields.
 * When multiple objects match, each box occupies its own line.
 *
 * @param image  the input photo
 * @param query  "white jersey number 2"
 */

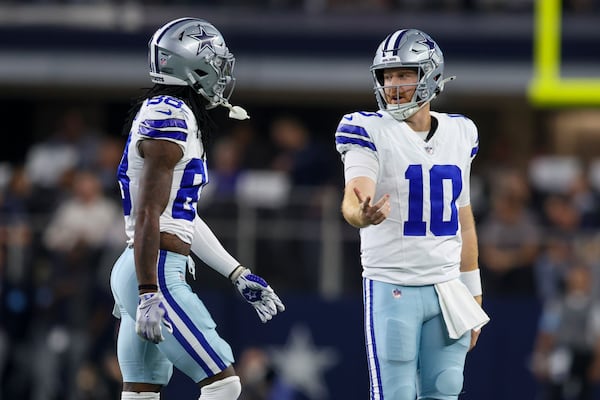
xmin=403 ymin=164 xmax=462 ymax=237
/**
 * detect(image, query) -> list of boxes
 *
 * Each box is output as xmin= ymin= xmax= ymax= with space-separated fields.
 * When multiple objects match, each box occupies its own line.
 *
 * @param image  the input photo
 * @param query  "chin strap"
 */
xmin=219 ymin=100 xmax=250 ymax=120
xmin=439 ymin=75 xmax=456 ymax=91
xmin=195 ymin=83 xmax=250 ymax=120
xmin=210 ymin=94 xmax=250 ymax=120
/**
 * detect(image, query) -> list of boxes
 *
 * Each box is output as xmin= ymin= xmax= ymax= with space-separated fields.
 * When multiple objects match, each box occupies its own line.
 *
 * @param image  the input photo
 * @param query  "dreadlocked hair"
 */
xmin=121 ymin=84 xmax=217 ymax=151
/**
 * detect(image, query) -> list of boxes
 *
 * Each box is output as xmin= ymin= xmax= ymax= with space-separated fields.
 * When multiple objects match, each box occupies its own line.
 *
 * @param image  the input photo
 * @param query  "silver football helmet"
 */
xmin=148 ymin=18 xmax=236 ymax=110
xmin=371 ymin=29 xmax=452 ymax=121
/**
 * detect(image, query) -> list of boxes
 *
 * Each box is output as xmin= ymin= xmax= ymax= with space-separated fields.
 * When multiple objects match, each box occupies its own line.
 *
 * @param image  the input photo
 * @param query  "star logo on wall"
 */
xmin=270 ymin=324 xmax=339 ymax=400
xmin=188 ymin=26 xmax=216 ymax=55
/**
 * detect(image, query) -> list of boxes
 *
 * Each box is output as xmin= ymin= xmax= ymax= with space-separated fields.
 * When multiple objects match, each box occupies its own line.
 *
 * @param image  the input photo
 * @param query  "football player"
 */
xmin=335 ymin=29 xmax=489 ymax=400
xmin=110 ymin=18 xmax=284 ymax=400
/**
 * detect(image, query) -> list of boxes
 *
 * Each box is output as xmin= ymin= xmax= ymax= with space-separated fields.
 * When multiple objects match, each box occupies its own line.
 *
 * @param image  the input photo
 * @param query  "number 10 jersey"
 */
xmin=335 ymin=110 xmax=479 ymax=286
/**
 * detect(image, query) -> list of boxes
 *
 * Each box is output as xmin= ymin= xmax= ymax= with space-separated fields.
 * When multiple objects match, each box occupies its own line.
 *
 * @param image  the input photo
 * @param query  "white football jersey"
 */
xmin=117 ymin=95 xmax=208 ymax=245
xmin=336 ymin=110 xmax=479 ymax=285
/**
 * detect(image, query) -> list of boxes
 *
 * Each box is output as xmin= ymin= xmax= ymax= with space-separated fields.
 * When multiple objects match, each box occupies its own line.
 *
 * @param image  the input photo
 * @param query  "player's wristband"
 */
xmin=229 ymin=265 xmax=246 ymax=283
xmin=460 ymin=269 xmax=482 ymax=296
xmin=138 ymin=284 xmax=158 ymax=292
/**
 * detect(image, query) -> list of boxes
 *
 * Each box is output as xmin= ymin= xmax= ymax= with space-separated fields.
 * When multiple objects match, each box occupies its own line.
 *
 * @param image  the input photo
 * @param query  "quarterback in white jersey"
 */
xmin=337 ymin=110 xmax=477 ymax=285
xmin=337 ymin=29 xmax=489 ymax=400
xmin=110 ymin=18 xmax=283 ymax=400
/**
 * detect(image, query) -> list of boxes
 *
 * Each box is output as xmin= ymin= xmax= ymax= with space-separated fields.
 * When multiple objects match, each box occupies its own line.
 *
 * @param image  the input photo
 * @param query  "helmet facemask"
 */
xmin=373 ymin=62 xmax=441 ymax=121
xmin=189 ymin=52 xmax=236 ymax=109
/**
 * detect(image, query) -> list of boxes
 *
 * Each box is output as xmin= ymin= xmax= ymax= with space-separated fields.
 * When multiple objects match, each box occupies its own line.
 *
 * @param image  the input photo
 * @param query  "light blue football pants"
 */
xmin=363 ymin=278 xmax=470 ymax=400
xmin=110 ymin=247 xmax=234 ymax=385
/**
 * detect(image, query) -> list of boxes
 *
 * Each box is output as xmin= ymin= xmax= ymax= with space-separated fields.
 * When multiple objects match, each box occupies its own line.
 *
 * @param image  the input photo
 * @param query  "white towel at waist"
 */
xmin=434 ymin=279 xmax=490 ymax=339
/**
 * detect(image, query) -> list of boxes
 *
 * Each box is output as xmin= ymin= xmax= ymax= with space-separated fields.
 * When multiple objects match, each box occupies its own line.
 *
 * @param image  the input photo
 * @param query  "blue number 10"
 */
xmin=403 ymin=164 xmax=462 ymax=237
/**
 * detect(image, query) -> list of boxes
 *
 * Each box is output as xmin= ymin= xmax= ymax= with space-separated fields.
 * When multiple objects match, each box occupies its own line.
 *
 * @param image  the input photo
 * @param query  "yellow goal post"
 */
xmin=528 ymin=0 xmax=600 ymax=106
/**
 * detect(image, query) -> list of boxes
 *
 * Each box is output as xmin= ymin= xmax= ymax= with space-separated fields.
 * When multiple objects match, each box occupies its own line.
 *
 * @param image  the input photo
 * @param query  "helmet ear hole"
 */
xmin=194 ymin=69 xmax=209 ymax=77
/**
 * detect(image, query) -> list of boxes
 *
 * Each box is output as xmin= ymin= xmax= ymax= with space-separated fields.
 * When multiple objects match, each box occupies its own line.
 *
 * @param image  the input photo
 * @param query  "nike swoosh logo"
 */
xmin=343 ymin=115 xmax=353 ymax=121
xmin=157 ymin=109 xmax=172 ymax=115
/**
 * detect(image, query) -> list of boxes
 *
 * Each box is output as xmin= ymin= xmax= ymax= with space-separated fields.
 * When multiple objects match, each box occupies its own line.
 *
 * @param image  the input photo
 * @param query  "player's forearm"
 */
xmin=458 ymin=206 xmax=482 ymax=299
xmin=459 ymin=206 xmax=479 ymax=272
xmin=460 ymin=231 xmax=482 ymax=299
xmin=134 ymin=140 xmax=179 ymax=292
xmin=341 ymin=177 xmax=378 ymax=228
xmin=134 ymin=167 xmax=170 ymax=291
xmin=191 ymin=217 xmax=240 ymax=278
xmin=460 ymin=226 xmax=479 ymax=272
xmin=134 ymin=210 xmax=161 ymax=290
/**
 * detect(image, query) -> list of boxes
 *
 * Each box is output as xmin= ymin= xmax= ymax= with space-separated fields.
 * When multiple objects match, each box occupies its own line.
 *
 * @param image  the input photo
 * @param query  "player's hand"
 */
xmin=354 ymin=187 xmax=390 ymax=226
xmin=135 ymin=292 xmax=173 ymax=344
xmin=232 ymin=267 xmax=285 ymax=323
xmin=469 ymin=328 xmax=481 ymax=351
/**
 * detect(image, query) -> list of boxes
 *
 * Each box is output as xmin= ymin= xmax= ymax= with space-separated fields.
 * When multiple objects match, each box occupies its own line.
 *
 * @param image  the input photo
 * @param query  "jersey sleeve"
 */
xmin=455 ymin=115 xmax=479 ymax=208
xmin=343 ymin=149 xmax=379 ymax=183
xmin=334 ymin=113 xmax=378 ymax=162
xmin=136 ymin=96 xmax=194 ymax=153
xmin=466 ymin=118 xmax=479 ymax=160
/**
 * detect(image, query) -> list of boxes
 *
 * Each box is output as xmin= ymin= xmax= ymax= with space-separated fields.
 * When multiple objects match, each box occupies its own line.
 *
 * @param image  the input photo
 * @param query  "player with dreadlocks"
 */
xmin=110 ymin=18 xmax=284 ymax=400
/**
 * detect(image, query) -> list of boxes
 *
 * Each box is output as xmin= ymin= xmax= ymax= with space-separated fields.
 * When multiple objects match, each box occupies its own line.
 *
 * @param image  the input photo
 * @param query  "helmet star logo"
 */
xmin=188 ymin=26 xmax=216 ymax=55
xmin=419 ymin=37 xmax=436 ymax=50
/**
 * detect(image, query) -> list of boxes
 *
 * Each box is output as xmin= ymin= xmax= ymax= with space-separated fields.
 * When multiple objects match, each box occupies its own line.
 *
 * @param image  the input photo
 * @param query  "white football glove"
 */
xmin=135 ymin=292 xmax=173 ymax=344
xmin=231 ymin=267 xmax=285 ymax=323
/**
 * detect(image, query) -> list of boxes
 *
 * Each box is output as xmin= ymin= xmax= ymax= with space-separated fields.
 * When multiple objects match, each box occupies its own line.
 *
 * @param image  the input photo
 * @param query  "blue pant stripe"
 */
xmin=157 ymin=250 xmax=227 ymax=375
xmin=364 ymin=278 xmax=384 ymax=400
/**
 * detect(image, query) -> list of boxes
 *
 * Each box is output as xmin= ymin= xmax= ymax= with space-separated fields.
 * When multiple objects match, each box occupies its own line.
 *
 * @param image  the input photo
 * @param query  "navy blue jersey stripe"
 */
xmin=336 ymin=136 xmax=377 ymax=152
xmin=337 ymin=124 xmax=371 ymax=139
xmin=139 ymin=126 xmax=187 ymax=141
xmin=142 ymin=118 xmax=188 ymax=129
